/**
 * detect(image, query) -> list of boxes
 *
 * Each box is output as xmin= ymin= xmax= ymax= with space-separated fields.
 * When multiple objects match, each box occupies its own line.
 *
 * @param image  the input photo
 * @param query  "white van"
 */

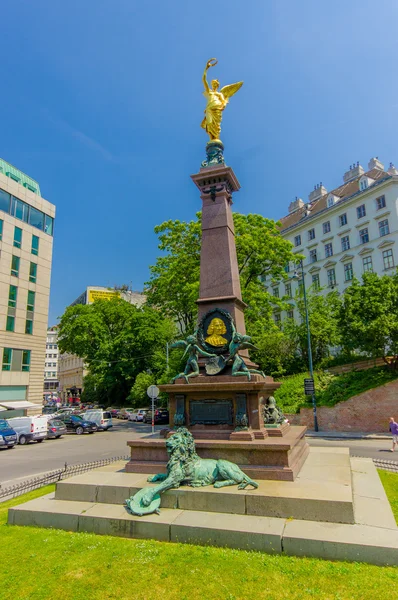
xmin=7 ymin=416 xmax=48 ymax=445
xmin=82 ymin=410 xmax=112 ymax=431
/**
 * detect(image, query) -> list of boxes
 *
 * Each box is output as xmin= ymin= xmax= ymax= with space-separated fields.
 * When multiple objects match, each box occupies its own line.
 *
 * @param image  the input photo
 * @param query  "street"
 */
xmin=0 ymin=420 xmax=396 ymax=487
xmin=0 ymin=420 xmax=163 ymax=487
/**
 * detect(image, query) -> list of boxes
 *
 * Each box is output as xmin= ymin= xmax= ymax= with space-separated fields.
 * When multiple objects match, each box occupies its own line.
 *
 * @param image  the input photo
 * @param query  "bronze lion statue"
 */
xmin=126 ymin=428 xmax=258 ymax=515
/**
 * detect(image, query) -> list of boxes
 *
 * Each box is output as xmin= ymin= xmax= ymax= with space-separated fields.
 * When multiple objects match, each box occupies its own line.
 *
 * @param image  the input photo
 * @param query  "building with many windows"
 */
xmin=0 ymin=158 xmax=55 ymax=416
xmin=58 ymin=286 xmax=146 ymax=401
xmin=275 ymin=157 xmax=398 ymax=321
xmin=43 ymin=326 xmax=59 ymax=400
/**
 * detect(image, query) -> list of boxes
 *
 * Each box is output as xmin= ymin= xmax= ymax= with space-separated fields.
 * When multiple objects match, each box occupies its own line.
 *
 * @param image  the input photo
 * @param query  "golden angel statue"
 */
xmin=201 ymin=58 xmax=243 ymax=142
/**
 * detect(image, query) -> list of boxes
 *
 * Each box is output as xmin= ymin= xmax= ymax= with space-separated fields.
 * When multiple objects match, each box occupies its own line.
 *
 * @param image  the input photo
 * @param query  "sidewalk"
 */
xmin=305 ymin=430 xmax=390 ymax=440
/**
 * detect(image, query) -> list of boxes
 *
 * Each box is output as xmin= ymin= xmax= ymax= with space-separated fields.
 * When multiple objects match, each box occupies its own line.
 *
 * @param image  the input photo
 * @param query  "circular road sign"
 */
xmin=147 ymin=385 xmax=160 ymax=399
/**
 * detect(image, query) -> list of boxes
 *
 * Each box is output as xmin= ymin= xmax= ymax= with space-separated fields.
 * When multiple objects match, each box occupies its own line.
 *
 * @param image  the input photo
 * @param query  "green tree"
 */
xmin=146 ymin=212 xmax=299 ymax=335
xmin=339 ymin=272 xmax=398 ymax=368
xmin=251 ymin=327 xmax=298 ymax=378
xmin=58 ymin=299 xmax=176 ymax=406
xmin=128 ymin=371 xmax=155 ymax=405
xmin=283 ymin=288 xmax=342 ymax=367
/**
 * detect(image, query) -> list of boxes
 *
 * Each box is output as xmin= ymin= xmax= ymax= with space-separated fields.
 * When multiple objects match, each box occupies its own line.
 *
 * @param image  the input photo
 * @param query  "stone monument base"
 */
xmin=126 ymin=426 xmax=308 ymax=482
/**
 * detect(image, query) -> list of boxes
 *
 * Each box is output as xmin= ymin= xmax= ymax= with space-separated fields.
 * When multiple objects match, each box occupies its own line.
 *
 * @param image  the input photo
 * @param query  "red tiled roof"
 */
xmin=280 ymin=168 xmax=389 ymax=232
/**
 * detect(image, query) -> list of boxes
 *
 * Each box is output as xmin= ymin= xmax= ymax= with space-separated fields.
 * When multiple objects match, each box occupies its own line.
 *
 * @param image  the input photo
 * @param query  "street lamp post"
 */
xmin=297 ymin=260 xmax=319 ymax=432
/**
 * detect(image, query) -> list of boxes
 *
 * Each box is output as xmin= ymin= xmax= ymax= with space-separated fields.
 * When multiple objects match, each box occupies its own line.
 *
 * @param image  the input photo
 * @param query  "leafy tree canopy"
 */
xmin=284 ymin=288 xmax=342 ymax=367
xmin=339 ymin=272 xmax=398 ymax=367
xmin=58 ymin=299 xmax=176 ymax=406
xmin=145 ymin=212 xmax=300 ymax=336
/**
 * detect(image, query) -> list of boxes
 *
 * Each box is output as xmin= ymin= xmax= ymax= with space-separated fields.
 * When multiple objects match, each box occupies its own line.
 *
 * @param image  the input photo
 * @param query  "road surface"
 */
xmin=0 ymin=420 xmax=396 ymax=487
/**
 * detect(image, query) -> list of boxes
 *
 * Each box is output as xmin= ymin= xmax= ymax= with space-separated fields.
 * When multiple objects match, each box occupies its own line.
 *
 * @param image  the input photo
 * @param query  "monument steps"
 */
xmin=7 ymin=451 xmax=398 ymax=565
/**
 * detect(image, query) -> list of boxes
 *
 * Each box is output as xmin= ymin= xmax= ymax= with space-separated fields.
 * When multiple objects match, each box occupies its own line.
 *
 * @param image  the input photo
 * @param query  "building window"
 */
xmin=360 ymin=179 xmax=368 ymax=191
xmin=27 ymin=290 xmax=35 ymax=312
xmin=308 ymin=228 xmax=315 ymax=241
xmin=359 ymin=228 xmax=369 ymax=244
xmin=48 ymin=344 xmax=53 ymax=349
xmin=327 ymin=268 xmax=336 ymax=287
xmin=323 ymin=221 xmax=331 ymax=234
xmin=285 ymin=283 xmax=292 ymax=298
xmin=29 ymin=262 xmax=37 ymax=283
xmin=312 ymin=274 xmax=320 ymax=290
xmin=11 ymin=255 xmax=20 ymax=277
xmin=298 ymin=279 xmax=304 ymax=293
xmin=13 ymin=226 xmax=22 ymax=249
xmin=44 ymin=215 xmax=54 ymax=236
xmin=357 ymin=204 xmax=366 ymax=219
xmin=309 ymin=249 xmax=317 ymax=263
xmin=363 ymin=256 xmax=373 ymax=272
xmin=341 ymin=236 xmax=350 ymax=251
xmin=284 ymin=263 xmax=290 ymax=273
xmin=0 ymin=189 xmax=10 ymax=213
xmin=2 ymin=348 xmax=31 ymax=372
xmin=54 ymin=344 xmax=58 ymax=349
xmin=344 ymin=263 xmax=353 ymax=281
xmin=31 ymin=235 xmax=39 ymax=256
xmin=0 ymin=219 xmax=3 ymax=240
xmin=339 ymin=214 xmax=347 ymax=227
xmin=376 ymin=195 xmax=386 ymax=210
xmin=8 ymin=285 xmax=17 ymax=308
xmin=325 ymin=243 xmax=333 ymax=258
xmin=25 ymin=319 xmax=33 ymax=335
xmin=287 ymin=309 xmax=294 ymax=320
xmin=379 ymin=219 xmax=390 ymax=237
xmin=273 ymin=287 xmax=279 ymax=298
xmin=29 ymin=207 xmax=44 ymax=231
xmin=383 ymin=249 xmax=394 ymax=270
xmin=11 ymin=196 xmax=29 ymax=222
xmin=274 ymin=313 xmax=281 ymax=326
xmin=294 ymin=235 xmax=301 ymax=247
xmin=6 ymin=316 xmax=15 ymax=332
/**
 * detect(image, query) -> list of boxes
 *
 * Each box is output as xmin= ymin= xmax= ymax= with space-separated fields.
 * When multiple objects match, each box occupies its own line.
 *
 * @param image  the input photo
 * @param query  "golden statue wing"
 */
xmin=219 ymin=81 xmax=243 ymax=99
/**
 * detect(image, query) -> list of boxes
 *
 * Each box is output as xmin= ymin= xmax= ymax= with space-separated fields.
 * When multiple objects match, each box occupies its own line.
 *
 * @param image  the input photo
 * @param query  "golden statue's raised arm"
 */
xmin=200 ymin=58 xmax=243 ymax=143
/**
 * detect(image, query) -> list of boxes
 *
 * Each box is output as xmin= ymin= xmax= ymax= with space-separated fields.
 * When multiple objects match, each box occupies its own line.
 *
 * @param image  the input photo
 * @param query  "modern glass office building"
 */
xmin=0 ymin=158 xmax=55 ymax=417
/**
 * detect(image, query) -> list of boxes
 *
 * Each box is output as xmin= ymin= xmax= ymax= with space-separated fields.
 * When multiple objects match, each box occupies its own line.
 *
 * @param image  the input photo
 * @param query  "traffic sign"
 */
xmin=304 ymin=378 xmax=315 ymax=395
xmin=147 ymin=385 xmax=160 ymax=399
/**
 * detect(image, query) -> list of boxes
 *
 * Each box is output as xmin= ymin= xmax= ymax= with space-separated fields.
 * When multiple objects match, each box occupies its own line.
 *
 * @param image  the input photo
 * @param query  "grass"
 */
xmin=274 ymin=366 xmax=398 ymax=414
xmin=1 ymin=477 xmax=398 ymax=600
xmin=378 ymin=470 xmax=398 ymax=523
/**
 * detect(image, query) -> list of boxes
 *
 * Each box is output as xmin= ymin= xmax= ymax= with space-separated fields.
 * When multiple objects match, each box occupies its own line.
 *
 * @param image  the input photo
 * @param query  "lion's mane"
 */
xmin=166 ymin=428 xmax=199 ymax=475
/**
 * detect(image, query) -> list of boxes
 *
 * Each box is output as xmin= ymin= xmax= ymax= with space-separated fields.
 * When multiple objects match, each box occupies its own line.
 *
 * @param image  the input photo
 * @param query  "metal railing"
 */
xmin=373 ymin=458 xmax=398 ymax=473
xmin=0 ymin=454 xmax=129 ymax=501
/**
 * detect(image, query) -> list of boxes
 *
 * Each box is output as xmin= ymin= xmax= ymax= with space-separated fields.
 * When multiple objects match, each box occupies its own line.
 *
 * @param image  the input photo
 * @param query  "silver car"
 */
xmin=47 ymin=418 xmax=67 ymax=439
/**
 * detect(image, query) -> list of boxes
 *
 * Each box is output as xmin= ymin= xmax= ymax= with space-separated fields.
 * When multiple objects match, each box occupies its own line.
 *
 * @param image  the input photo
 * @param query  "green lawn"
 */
xmin=1 ymin=477 xmax=398 ymax=600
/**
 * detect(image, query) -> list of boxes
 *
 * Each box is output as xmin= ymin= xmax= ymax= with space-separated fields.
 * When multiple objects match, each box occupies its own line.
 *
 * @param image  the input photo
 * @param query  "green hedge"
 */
xmin=274 ymin=366 xmax=398 ymax=414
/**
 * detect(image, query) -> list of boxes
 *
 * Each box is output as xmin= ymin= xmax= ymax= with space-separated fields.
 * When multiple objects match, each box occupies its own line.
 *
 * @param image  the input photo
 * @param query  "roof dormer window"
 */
xmin=327 ymin=193 xmax=339 ymax=208
xmin=359 ymin=175 xmax=374 ymax=192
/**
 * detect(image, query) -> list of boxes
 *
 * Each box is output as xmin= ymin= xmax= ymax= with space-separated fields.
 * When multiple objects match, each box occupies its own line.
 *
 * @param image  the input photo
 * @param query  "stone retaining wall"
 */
xmin=285 ymin=379 xmax=398 ymax=432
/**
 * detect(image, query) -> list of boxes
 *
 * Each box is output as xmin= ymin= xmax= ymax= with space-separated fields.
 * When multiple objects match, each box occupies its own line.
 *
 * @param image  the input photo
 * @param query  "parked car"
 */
xmin=7 ymin=416 xmax=48 ymax=445
xmin=42 ymin=405 xmax=58 ymax=415
xmin=117 ymin=408 xmax=134 ymax=420
xmin=82 ymin=410 xmax=112 ymax=431
xmin=129 ymin=408 xmax=150 ymax=422
xmin=143 ymin=409 xmax=169 ymax=425
xmin=47 ymin=418 xmax=67 ymax=439
xmin=56 ymin=408 xmax=75 ymax=416
xmin=57 ymin=414 xmax=97 ymax=435
xmin=0 ymin=419 xmax=17 ymax=449
xmin=109 ymin=408 xmax=120 ymax=418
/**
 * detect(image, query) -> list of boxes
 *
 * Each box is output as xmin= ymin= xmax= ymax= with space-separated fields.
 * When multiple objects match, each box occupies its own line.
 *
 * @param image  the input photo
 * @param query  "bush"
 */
xmin=274 ymin=366 xmax=398 ymax=414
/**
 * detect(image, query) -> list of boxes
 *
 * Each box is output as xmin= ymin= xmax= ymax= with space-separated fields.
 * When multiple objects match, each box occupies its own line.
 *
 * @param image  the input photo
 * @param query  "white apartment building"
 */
xmin=0 ymin=158 xmax=55 ymax=416
xmin=43 ymin=326 xmax=59 ymax=399
xmin=276 ymin=157 xmax=398 ymax=322
xmin=58 ymin=286 xmax=146 ymax=401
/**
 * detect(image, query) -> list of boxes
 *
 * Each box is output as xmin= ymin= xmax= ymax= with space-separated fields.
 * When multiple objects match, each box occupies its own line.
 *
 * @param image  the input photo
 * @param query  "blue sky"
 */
xmin=2 ymin=0 xmax=398 ymax=324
